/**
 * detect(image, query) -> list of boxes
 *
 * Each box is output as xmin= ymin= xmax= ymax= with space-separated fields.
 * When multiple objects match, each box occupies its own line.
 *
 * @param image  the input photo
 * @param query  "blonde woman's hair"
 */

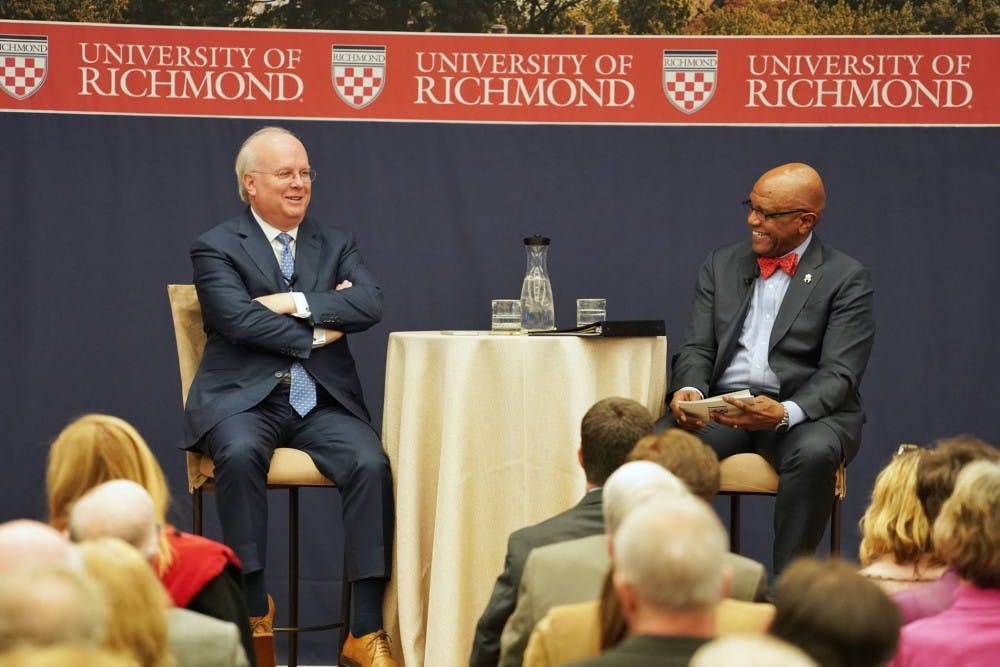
xmin=0 ymin=645 xmax=136 ymax=667
xmin=858 ymin=445 xmax=938 ymax=567
xmin=79 ymin=538 xmax=174 ymax=667
xmin=933 ymin=460 xmax=1000 ymax=588
xmin=46 ymin=414 xmax=174 ymax=573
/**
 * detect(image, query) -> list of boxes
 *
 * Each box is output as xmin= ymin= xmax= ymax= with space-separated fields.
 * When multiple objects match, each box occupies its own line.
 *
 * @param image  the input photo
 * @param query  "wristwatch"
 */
xmin=776 ymin=406 xmax=790 ymax=432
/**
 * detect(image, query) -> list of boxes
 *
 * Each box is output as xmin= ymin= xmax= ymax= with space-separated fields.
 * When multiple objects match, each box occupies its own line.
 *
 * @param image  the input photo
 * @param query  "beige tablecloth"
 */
xmin=381 ymin=331 xmax=667 ymax=667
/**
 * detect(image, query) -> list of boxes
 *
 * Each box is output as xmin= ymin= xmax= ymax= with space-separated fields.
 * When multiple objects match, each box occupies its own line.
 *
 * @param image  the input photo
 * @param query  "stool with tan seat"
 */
xmin=718 ymin=452 xmax=846 ymax=556
xmin=168 ymin=283 xmax=349 ymax=667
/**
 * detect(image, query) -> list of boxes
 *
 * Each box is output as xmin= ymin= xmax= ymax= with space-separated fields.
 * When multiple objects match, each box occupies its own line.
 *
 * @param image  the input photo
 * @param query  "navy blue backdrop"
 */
xmin=2 ymin=113 xmax=998 ymax=661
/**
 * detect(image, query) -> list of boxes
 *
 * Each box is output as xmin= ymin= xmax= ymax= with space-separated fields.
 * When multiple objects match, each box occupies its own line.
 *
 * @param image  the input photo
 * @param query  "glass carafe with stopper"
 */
xmin=520 ymin=235 xmax=555 ymax=331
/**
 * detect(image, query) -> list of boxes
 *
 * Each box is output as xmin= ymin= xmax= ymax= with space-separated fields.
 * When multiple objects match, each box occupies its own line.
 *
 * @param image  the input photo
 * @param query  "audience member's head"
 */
xmin=612 ymin=495 xmax=728 ymax=636
xmin=690 ymin=634 xmax=819 ymax=667
xmin=628 ymin=429 xmax=721 ymax=502
xmin=579 ymin=397 xmax=655 ymax=486
xmin=597 ymin=462 xmax=694 ymax=646
xmin=0 ymin=565 xmax=106 ymax=651
xmin=770 ymin=557 xmax=901 ymax=667
xmin=79 ymin=538 xmax=173 ymax=667
xmin=69 ymin=479 xmax=159 ymax=560
xmin=0 ymin=519 xmax=77 ymax=573
xmin=858 ymin=444 xmax=935 ymax=567
xmin=0 ymin=645 xmax=134 ymax=667
xmin=46 ymin=413 xmax=174 ymax=570
xmin=601 ymin=460 xmax=687 ymax=535
xmin=917 ymin=434 xmax=999 ymax=525
xmin=933 ymin=460 xmax=1000 ymax=589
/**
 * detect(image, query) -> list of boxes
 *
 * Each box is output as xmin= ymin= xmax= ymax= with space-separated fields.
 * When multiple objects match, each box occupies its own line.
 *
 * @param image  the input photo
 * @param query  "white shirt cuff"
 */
xmin=289 ymin=292 xmax=311 ymax=318
xmin=312 ymin=328 xmax=326 ymax=348
xmin=783 ymin=401 xmax=805 ymax=428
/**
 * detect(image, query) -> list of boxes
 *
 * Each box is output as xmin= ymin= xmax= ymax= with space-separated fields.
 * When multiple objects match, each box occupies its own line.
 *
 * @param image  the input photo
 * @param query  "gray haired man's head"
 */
xmin=613 ymin=494 xmax=729 ymax=613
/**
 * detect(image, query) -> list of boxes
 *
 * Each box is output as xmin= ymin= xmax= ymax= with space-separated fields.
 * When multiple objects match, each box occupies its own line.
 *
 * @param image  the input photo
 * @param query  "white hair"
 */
xmin=602 ymin=460 xmax=687 ymax=535
xmin=613 ymin=494 xmax=728 ymax=612
xmin=234 ymin=126 xmax=297 ymax=203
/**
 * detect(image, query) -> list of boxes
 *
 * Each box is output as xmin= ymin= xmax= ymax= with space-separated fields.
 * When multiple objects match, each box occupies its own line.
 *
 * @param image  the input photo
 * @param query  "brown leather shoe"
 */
xmin=341 ymin=629 xmax=397 ymax=667
xmin=249 ymin=595 xmax=276 ymax=667
xmin=249 ymin=594 xmax=275 ymax=636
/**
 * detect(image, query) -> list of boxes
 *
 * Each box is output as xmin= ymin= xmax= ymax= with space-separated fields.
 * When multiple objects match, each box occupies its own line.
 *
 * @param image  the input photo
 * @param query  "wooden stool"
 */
xmin=718 ymin=452 xmax=847 ymax=555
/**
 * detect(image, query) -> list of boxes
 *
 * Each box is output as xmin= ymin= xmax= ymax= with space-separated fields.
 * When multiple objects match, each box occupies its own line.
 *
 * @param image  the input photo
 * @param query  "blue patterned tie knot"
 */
xmin=276 ymin=232 xmax=316 ymax=417
xmin=277 ymin=232 xmax=295 ymax=284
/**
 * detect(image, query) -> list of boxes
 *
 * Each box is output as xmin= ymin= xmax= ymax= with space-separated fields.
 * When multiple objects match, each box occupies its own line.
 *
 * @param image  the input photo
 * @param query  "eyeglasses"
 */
xmin=250 ymin=168 xmax=317 ymax=183
xmin=895 ymin=443 xmax=921 ymax=457
xmin=742 ymin=199 xmax=809 ymax=220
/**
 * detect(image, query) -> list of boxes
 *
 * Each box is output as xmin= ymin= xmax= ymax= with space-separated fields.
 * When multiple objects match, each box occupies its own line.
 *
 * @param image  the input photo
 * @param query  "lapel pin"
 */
xmin=804 ymin=273 xmax=812 ymax=283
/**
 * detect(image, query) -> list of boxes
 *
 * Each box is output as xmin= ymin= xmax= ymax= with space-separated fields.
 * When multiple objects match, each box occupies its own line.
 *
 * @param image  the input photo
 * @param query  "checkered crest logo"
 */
xmin=332 ymin=45 xmax=386 ymax=109
xmin=662 ymin=49 xmax=717 ymax=114
xmin=1 ymin=34 xmax=48 ymax=100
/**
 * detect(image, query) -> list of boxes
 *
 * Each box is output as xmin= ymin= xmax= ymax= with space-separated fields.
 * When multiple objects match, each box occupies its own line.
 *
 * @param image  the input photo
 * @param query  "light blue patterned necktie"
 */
xmin=277 ymin=232 xmax=316 ymax=417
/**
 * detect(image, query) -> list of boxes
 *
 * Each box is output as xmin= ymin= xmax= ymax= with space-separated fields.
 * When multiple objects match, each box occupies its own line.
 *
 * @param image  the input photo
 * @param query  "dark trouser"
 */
xmin=199 ymin=381 xmax=395 ymax=610
xmin=658 ymin=414 xmax=841 ymax=576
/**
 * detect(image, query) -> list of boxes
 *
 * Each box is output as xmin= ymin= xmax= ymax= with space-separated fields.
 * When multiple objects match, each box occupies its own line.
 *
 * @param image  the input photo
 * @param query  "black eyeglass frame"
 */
xmin=742 ymin=199 xmax=811 ymax=220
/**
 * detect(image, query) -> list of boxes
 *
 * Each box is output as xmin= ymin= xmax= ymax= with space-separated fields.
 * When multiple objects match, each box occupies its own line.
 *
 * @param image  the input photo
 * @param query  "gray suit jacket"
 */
xmin=669 ymin=235 xmax=875 ymax=462
xmin=470 ymin=490 xmax=605 ymax=667
xmin=168 ymin=607 xmax=249 ymax=667
xmin=184 ymin=209 xmax=382 ymax=446
xmin=498 ymin=534 xmax=766 ymax=667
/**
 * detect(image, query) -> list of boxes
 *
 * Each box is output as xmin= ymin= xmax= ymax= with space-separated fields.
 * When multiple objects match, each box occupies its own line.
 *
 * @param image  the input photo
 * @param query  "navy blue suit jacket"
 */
xmin=184 ymin=209 xmax=382 ymax=447
xmin=669 ymin=234 xmax=875 ymax=463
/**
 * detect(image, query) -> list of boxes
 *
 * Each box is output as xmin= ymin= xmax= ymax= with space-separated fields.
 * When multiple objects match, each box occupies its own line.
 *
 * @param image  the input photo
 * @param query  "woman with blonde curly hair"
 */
xmin=46 ymin=414 xmax=254 ymax=665
xmin=890 ymin=459 xmax=1000 ymax=666
xmin=857 ymin=445 xmax=945 ymax=593
xmin=79 ymin=537 xmax=175 ymax=667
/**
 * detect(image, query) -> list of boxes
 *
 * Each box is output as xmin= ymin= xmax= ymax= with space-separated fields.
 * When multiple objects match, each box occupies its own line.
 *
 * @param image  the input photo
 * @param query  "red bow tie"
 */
xmin=757 ymin=253 xmax=799 ymax=279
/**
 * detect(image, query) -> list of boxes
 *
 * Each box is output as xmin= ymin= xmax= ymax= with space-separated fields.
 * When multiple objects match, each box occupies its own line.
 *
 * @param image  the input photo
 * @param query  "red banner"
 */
xmin=2 ymin=20 xmax=997 ymax=125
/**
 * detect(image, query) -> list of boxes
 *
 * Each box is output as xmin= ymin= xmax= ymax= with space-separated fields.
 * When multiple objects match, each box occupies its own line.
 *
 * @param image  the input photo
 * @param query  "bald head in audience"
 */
xmin=68 ymin=479 xmax=159 ymax=559
xmin=0 ymin=520 xmax=103 ymax=651
xmin=0 ymin=519 xmax=76 ymax=572
xmin=0 ymin=565 xmax=106 ymax=651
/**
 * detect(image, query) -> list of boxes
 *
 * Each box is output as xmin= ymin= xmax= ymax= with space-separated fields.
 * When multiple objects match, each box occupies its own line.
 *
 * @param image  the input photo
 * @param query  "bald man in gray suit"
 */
xmin=665 ymin=163 xmax=875 ymax=576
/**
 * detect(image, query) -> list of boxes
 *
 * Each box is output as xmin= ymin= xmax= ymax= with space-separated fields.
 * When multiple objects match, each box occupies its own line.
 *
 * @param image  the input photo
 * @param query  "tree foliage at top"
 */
xmin=1 ymin=0 xmax=996 ymax=34
xmin=687 ymin=0 xmax=925 ymax=34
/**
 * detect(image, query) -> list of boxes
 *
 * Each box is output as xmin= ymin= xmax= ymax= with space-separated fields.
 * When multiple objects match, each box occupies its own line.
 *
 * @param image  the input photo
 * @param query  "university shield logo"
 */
xmin=331 ymin=45 xmax=386 ymax=109
xmin=662 ymin=49 xmax=717 ymax=114
xmin=0 ymin=34 xmax=49 ymax=100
